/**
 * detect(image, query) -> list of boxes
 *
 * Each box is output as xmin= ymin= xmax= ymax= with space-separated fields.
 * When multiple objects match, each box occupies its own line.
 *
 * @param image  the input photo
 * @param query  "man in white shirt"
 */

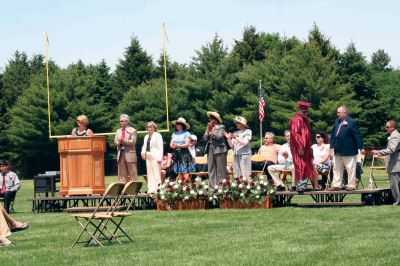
xmin=0 ymin=160 xmax=20 ymax=213
xmin=267 ymin=130 xmax=296 ymax=191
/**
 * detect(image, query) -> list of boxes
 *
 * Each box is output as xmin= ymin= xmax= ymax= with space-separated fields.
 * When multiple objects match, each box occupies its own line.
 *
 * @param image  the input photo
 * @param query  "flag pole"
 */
xmin=259 ymin=79 xmax=262 ymax=146
xmin=45 ymin=32 xmax=51 ymax=138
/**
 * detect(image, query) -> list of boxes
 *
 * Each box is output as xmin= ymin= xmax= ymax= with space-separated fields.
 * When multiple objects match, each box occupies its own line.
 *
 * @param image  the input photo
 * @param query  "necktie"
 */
xmin=1 ymin=173 xmax=5 ymax=193
xmin=121 ymin=128 xmax=126 ymax=140
xmin=336 ymin=121 xmax=343 ymax=136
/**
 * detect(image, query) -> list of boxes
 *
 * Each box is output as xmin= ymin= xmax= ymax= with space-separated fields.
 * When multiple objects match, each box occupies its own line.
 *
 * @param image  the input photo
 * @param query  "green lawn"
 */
xmin=2 ymin=171 xmax=400 ymax=265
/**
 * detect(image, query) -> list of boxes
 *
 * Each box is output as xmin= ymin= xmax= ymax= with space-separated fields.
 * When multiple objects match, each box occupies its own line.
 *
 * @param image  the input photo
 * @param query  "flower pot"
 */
xmin=190 ymin=199 xmax=198 ymax=209
xmin=220 ymin=199 xmax=228 ymax=209
xmin=199 ymin=198 xmax=208 ymax=209
xmin=177 ymin=200 xmax=183 ymax=210
xmin=262 ymin=197 xmax=273 ymax=209
xmin=156 ymin=199 xmax=166 ymax=211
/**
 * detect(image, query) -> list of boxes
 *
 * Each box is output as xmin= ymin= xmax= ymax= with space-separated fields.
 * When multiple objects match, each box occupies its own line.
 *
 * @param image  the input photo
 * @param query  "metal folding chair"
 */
xmin=106 ymin=181 xmax=142 ymax=242
xmin=70 ymin=182 xmax=125 ymax=248
xmin=368 ymin=155 xmax=386 ymax=188
xmin=251 ymin=153 xmax=268 ymax=176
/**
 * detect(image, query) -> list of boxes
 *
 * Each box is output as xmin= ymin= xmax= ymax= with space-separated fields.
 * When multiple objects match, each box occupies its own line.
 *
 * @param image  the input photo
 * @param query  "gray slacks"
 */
xmin=208 ymin=148 xmax=227 ymax=190
xmin=389 ymin=172 xmax=400 ymax=205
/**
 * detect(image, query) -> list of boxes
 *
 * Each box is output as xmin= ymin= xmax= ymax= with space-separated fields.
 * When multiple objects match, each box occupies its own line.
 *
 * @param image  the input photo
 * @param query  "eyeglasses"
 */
xmin=386 ymin=126 xmax=392 ymax=129
xmin=316 ymin=136 xmax=322 ymax=138
xmin=119 ymin=120 xmax=125 ymax=122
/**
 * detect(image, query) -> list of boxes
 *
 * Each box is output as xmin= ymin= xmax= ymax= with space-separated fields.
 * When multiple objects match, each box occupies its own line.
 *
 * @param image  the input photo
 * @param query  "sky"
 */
xmin=1 ymin=0 xmax=399 ymax=72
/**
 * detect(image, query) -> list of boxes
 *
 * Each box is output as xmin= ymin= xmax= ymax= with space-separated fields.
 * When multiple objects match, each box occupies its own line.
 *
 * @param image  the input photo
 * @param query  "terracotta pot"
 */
xmin=190 ymin=199 xmax=198 ymax=209
xmin=199 ymin=198 xmax=208 ymax=209
xmin=262 ymin=197 xmax=273 ymax=209
xmin=220 ymin=199 xmax=228 ymax=209
xmin=156 ymin=199 xmax=167 ymax=211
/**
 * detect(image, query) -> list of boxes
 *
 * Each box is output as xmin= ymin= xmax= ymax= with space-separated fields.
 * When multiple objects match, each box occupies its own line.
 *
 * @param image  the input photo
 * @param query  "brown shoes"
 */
xmin=327 ymin=187 xmax=340 ymax=191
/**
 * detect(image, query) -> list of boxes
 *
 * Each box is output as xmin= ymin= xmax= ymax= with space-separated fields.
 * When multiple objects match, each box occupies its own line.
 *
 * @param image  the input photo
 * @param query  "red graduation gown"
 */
xmin=289 ymin=112 xmax=314 ymax=180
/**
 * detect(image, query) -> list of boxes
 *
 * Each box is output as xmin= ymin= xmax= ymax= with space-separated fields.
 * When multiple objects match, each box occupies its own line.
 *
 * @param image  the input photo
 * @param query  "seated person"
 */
xmin=267 ymin=130 xmax=295 ymax=191
xmin=0 ymin=160 xmax=20 ymax=213
xmin=71 ymin=115 xmax=94 ymax=136
xmin=226 ymin=148 xmax=234 ymax=173
xmin=0 ymin=205 xmax=29 ymax=246
xmin=161 ymin=144 xmax=173 ymax=183
xmin=311 ymin=131 xmax=331 ymax=189
xmin=254 ymin=132 xmax=281 ymax=178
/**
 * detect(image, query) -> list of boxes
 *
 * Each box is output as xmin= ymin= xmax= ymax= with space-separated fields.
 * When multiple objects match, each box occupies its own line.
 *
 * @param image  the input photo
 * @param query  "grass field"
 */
xmin=2 ymin=171 xmax=400 ymax=265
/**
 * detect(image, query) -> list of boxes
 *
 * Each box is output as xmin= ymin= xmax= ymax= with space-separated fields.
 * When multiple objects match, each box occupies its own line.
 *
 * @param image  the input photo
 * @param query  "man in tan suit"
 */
xmin=114 ymin=114 xmax=138 ymax=182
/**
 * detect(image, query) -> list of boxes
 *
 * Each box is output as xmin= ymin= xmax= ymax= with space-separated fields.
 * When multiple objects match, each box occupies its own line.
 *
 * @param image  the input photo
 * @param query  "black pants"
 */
xmin=0 ymin=191 xmax=16 ymax=213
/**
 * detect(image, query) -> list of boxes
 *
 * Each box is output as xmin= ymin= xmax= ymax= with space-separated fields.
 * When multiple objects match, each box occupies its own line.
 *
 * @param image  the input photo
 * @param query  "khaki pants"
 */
xmin=268 ymin=164 xmax=295 ymax=187
xmin=0 ymin=205 xmax=11 ymax=241
xmin=145 ymin=152 xmax=162 ymax=194
xmin=118 ymin=151 xmax=138 ymax=182
xmin=332 ymin=155 xmax=356 ymax=188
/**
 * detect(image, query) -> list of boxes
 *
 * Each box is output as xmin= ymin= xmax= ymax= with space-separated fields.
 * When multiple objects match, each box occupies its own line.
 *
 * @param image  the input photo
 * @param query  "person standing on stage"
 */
xmin=289 ymin=101 xmax=314 ymax=192
xmin=71 ymin=115 xmax=94 ymax=136
xmin=203 ymin=111 xmax=227 ymax=189
xmin=141 ymin=121 xmax=163 ymax=194
xmin=371 ymin=120 xmax=400 ymax=205
xmin=224 ymin=116 xmax=252 ymax=178
xmin=114 ymin=114 xmax=138 ymax=182
xmin=328 ymin=105 xmax=364 ymax=191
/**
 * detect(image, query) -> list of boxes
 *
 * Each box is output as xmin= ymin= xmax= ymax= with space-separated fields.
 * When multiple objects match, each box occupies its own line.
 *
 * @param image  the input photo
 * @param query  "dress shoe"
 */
xmin=345 ymin=187 xmax=355 ymax=191
xmin=276 ymin=185 xmax=285 ymax=191
xmin=327 ymin=187 xmax=340 ymax=191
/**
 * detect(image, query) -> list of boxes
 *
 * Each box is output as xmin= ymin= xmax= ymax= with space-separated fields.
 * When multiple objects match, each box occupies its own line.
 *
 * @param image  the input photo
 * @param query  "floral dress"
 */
xmin=171 ymin=130 xmax=195 ymax=173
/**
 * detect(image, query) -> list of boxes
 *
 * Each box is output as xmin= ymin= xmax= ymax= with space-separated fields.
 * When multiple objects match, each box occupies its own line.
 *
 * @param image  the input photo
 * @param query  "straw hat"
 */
xmin=172 ymin=117 xmax=190 ymax=129
xmin=233 ymin=116 xmax=248 ymax=128
xmin=206 ymin=111 xmax=222 ymax=123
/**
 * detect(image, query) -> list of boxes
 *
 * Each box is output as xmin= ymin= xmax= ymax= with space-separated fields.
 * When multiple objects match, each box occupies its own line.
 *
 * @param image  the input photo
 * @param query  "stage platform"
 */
xmin=28 ymin=188 xmax=392 ymax=212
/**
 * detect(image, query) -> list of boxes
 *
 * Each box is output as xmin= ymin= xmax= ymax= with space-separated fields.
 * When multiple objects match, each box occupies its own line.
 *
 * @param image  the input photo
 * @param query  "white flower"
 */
xmin=239 ymin=184 xmax=243 ymax=188
xmin=209 ymin=197 xmax=213 ymax=201
xmin=213 ymin=195 xmax=218 ymax=199
xmin=202 ymin=181 xmax=206 ymax=186
xmin=269 ymin=189 xmax=274 ymax=194
xmin=160 ymin=191 xmax=165 ymax=196
xmin=231 ymin=183 xmax=237 ymax=187
xmin=218 ymin=188 xmax=223 ymax=193
xmin=246 ymin=185 xmax=251 ymax=190
xmin=178 ymin=179 xmax=182 ymax=184
xmin=260 ymin=181 xmax=264 ymax=185
xmin=161 ymin=195 xmax=165 ymax=200
xmin=195 ymin=177 xmax=201 ymax=182
xmin=215 ymin=185 xmax=219 ymax=189
xmin=242 ymin=177 xmax=247 ymax=181
xmin=204 ymin=185 xmax=209 ymax=190
xmin=169 ymin=182 xmax=174 ymax=186
xmin=240 ymin=193 xmax=245 ymax=197
xmin=184 ymin=196 xmax=189 ymax=200
xmin=190 ymin=190 xmax=195 ymax=195
xmin=257 ymin=186 xmax=261 ymax=190
xmin=199 ymin=190 xmax=204 ymax=195
xmin=222 ymin=179 xmax=227 ymax=183
xmin=256 ymin=195 xmax=260 ymax=199
xmin=173 ymin=184 xmax=179 ymax=189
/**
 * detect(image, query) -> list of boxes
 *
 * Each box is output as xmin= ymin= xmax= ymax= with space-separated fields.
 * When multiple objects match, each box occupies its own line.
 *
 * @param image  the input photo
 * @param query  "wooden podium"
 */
xmin=58 ymin=136 xmax=106 ymax=196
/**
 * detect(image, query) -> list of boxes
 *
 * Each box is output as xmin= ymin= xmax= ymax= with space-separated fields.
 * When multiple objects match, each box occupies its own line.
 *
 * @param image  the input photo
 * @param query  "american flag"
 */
xmin=259 ymin=93 xmax=265 ymax=121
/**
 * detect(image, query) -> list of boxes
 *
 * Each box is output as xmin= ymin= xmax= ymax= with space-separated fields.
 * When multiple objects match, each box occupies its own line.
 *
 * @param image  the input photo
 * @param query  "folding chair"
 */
xmin=106 ymin=181 xmax=142 ymax=242
xmin=356 ymin=154 xmax=365 ymax=189
xmin=190 ymin=156 xmax=208 ymax=178
xmin=251 ymin=153 xmax=268 ymax=175
xmin=368 ymin=155 xmax=386 ymax=188
xmin=71 ymin=182 xmax=125 ymax=248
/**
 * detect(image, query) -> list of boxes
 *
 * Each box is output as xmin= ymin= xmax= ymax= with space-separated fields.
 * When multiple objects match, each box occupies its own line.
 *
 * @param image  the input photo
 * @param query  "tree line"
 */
xmin=1 ymin=24 xmax=399 ymax=178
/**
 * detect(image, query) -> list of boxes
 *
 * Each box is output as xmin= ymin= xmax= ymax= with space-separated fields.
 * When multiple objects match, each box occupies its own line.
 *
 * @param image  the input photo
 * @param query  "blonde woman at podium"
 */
xmin=71 ymin=115 xmax=94 ymax=137
xmin=141 ymin=121 xmax=163 ymax=194
xmin=114 ymin=114 xmax=138 ymax=182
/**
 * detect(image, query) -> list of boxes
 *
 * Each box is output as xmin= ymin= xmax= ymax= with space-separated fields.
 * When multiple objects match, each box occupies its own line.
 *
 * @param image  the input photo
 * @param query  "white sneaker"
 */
xmin=0 ymin=238 xmax=12 ymax=246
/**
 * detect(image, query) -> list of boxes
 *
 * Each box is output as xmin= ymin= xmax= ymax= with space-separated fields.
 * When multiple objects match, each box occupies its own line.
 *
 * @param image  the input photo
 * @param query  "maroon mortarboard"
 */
xmin=296 ymin=101 xmax=311 ymax=109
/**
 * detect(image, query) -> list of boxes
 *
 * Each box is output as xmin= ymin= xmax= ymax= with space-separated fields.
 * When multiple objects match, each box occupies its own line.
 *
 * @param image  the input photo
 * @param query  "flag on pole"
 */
xmin=259 ymin=90 xmax=265 ymax=122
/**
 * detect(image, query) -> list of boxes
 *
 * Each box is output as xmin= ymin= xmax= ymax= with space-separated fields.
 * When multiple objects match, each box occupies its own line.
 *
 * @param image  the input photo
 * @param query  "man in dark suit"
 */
xmin=328 ymin=105 xmax=365 ymax=191
xmin=372 ymin=120 xmax=400 ymax=205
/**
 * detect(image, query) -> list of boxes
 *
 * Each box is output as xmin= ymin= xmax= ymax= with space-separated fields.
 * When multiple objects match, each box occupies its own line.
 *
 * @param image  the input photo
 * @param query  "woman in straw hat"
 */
xmin=170 ymin=117 xmax=194 ymax=182
xmin=224 ymin=116 xmax=252 ymax=178
xmin=202 ymin=111 xmax=227 ymax=189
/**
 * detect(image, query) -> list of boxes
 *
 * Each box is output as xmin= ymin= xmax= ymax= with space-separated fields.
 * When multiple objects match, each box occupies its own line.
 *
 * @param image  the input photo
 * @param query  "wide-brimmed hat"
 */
xmin=207 ymin=111 xmax=222 ymax=123
xmin=233 ymin=116 xmax=248 ymax=128
xmin=172 ymin=117 xmax=190 ymax=129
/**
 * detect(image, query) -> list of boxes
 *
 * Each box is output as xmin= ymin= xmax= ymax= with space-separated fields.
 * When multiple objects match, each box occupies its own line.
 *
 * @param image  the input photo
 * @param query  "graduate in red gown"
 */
xmin=289 ymin=101 xmax=314 ymax=192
